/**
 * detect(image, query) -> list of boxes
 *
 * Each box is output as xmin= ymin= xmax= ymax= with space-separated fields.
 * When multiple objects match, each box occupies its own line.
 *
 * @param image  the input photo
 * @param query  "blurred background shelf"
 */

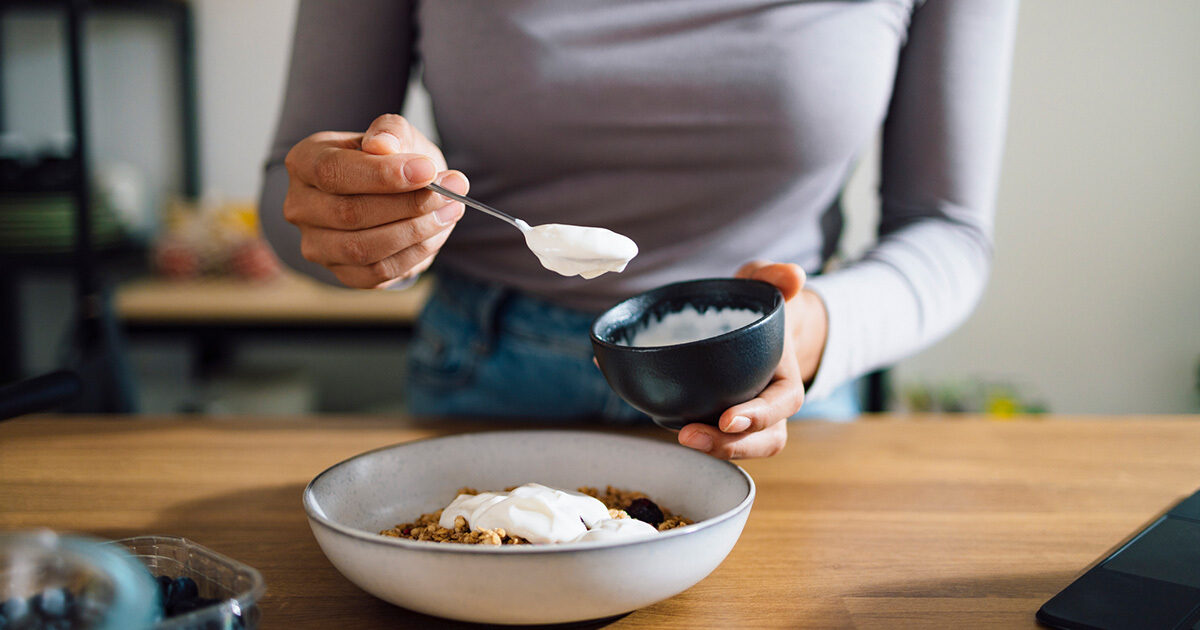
xmin=0 ymin=0 xmax=200 ymax=197
xmin=112 ymin=273 xmax=430 ymax=413
xmin=0 ymin=0 xmax=197 ymax=409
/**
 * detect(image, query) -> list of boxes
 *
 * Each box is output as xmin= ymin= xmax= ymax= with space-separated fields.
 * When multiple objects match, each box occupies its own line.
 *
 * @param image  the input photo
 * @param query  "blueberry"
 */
xmin=0 ymin=598 xmax=27 ymax=622
xmin=164 ymin=576 xmax=201 ymax=615
xmin=31 ymin=588 xmax=69 ymax=619
xmin=625 ymin=498 xmax=664 ymax=526
xmin=172 ymin=577 xmax=199 ymax=602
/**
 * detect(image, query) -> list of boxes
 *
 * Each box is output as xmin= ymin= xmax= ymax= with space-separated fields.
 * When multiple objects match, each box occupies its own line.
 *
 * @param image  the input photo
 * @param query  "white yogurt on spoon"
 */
xmin=517 ymin=220 xmax=638 ymax=280
xmin=423 ymin=183 xmax=637 ymax=279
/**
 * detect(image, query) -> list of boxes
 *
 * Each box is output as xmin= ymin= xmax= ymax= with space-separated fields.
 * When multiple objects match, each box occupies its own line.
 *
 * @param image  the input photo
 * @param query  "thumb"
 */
xmin=359 ymin=113 xmax=439 ymax=186
xmin=735 ymin=259 xmax=771 ymax=279
xmin=361 ymin=113 xmax=413 ymax=156
xmin=749 ymin=262 xmax=806 ymax=301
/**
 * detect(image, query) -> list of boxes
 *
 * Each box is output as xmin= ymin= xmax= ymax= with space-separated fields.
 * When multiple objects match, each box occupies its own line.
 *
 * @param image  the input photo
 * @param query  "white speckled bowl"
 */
xmin=303 ymin=430 xmax=755 ymax=625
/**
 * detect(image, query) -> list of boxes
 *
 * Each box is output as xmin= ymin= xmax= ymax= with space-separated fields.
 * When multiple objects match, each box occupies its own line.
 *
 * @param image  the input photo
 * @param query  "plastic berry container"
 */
xmin=111 ymin=536 xmax=265 ymax=630
xmin=0 ymin=531 xmax=159 ymax=629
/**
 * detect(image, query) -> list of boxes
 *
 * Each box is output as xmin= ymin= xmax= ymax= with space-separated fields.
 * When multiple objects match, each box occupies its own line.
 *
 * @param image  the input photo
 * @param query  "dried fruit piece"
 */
xmin=625 ymin=498 xmax=664 ymax=526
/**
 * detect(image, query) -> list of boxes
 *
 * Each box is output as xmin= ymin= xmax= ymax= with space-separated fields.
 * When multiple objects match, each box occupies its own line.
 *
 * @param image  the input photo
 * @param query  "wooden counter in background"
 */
xmin=115 ymin=273 xmax=430 ymax=325
xmin=113 ymin=274 xmax=431 ymax=384
xmin=3 ymin=415 xmax=1199 ymax=628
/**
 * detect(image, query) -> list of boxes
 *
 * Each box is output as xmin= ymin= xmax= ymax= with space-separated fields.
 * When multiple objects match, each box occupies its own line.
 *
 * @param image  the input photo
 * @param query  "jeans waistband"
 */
xmin=429 ymin=269 xmax=604 ymax=353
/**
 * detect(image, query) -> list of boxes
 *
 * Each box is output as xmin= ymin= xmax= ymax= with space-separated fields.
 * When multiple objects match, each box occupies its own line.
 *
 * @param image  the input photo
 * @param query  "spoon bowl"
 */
xmin=427 ymin=182 xmax=637 ymax=278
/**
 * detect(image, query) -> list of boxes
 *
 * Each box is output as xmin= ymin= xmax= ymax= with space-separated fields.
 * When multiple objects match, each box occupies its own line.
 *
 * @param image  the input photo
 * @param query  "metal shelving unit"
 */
xmin=0 ymin=0 xmax=198 ymax=411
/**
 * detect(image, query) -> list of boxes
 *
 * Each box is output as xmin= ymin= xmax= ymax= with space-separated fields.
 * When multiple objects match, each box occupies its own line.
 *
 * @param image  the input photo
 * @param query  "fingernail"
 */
xmin=434 ymin=171 xmax=469 ymax=195
xmin=403 ymin=157 xmax=436 ymax=183
xmin=371 ymin=132 xmax=403 ymax=153
xmin=724 ymin=415 xmax=751 ymax=433
xmin=434 ymin=203 xmax=463 ymax=226
xmin=681 ymin=431 xmax=713 ymax=452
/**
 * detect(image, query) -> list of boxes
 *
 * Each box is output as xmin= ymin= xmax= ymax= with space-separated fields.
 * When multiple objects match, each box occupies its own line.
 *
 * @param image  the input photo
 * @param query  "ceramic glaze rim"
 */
xmin=303 ymin=430 xmax=755 ymax=555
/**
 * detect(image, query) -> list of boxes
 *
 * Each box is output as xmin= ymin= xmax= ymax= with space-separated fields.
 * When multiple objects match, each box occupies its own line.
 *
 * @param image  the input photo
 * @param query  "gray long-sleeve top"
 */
xmin=260 ymin=0 xmax=1018 ymax=400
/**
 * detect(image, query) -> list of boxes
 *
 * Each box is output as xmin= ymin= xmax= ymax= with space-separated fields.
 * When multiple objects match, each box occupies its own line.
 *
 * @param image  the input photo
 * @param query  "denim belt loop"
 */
xmin=433 ymin=269 xmax=510 ymax=356
xmin=472 ymin=282 xmax=511 ymax=356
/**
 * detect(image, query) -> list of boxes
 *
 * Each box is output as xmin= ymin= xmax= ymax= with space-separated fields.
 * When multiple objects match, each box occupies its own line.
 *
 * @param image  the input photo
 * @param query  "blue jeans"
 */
xmin=405 ymin=271 xmax=860 ymax=423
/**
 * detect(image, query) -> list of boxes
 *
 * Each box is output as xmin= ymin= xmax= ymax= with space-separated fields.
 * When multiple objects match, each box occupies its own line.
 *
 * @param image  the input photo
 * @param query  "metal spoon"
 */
xmin=426 ymin=182 xmax=530 ymax=232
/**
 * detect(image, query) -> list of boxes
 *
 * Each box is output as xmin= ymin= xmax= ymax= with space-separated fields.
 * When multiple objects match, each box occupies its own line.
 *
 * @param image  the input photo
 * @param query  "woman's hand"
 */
xmin=677 ymin=261 xmax=828 ymax=459
xmin=282 ymin=114 xmax=469 ymax=288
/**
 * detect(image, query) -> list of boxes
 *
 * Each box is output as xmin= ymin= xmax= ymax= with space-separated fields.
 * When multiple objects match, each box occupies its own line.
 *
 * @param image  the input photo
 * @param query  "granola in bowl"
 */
xmin=379 ymin=484 xmax=693 ymax=545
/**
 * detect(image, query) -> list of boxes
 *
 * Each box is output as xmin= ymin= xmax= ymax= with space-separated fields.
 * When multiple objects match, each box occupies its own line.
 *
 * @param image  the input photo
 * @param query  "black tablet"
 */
xmin=1037 ymin=487 xmax=1200 ymax=630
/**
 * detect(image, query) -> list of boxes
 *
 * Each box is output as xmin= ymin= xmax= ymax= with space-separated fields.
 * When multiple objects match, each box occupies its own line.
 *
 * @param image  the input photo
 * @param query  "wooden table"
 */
xmin=2 ymin=416 xmax=1198 ymax=628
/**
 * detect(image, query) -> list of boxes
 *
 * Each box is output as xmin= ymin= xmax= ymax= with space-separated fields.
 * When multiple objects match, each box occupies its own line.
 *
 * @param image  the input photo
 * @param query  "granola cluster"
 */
xmin=577 ymin=485 xmax=693 ymax=531
xmin=378 ymin=485 xmax=693 ymax=545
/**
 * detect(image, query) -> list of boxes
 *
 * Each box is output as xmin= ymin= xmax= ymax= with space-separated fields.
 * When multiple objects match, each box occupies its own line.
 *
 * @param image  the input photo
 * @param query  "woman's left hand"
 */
xmin=677 ymin=261 xmax=828 ymax=459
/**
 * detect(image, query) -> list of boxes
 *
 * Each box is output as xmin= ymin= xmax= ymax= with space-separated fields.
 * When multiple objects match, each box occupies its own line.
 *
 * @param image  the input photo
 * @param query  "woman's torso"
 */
xmin=416 ymin=0 xmax=916 ymax=311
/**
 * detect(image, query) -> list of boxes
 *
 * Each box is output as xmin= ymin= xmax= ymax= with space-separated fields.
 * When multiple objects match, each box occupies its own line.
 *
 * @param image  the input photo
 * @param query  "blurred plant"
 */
xmin=897 ymin=378 xmax=1047 ymax=417
xmin=901 ymin=384 xmax=933 ymax=412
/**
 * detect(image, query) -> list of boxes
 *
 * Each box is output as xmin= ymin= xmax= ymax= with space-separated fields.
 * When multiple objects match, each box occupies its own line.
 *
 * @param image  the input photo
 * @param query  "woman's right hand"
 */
xmin=282 ymin=114 xmax=469 ymax=288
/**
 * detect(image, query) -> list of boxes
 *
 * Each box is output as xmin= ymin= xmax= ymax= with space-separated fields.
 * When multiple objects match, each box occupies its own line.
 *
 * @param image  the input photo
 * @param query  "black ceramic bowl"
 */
xmin=590 ymin=278 xmax=785 ymax=431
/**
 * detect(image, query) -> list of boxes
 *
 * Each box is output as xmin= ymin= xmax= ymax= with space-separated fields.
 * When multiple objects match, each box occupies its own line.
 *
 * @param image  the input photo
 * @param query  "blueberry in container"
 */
xmin=111 ymin=536 xmax=264 ymax=630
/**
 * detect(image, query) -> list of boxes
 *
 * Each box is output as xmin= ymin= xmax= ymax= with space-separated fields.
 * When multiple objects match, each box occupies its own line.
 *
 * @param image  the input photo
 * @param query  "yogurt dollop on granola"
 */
xmin=438 ymin=483 xmax=658 ymax=544
xmin=573 ymin=516 xmax=660 ymax=542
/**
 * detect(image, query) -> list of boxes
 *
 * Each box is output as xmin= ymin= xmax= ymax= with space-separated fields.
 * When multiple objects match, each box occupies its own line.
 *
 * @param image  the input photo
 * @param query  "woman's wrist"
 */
xmin=795 ymin=289 xmax=829 ymax=386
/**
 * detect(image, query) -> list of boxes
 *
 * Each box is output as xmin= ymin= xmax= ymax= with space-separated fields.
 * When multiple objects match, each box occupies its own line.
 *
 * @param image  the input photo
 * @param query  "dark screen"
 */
xmin=1104 ymin=517 xmax=1200 ymax=589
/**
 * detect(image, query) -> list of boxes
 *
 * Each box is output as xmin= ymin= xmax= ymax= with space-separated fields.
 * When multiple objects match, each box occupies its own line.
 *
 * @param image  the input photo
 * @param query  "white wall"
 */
xmin=857 ymin=1 xmax=1200 ymax=414
xmin=192 ymin=0 xmax=436 ymax=199
xmin=192 ymin=0 xmax=298 ymax=201
xmin=7 ymin=1 xmax=1197 ymax=413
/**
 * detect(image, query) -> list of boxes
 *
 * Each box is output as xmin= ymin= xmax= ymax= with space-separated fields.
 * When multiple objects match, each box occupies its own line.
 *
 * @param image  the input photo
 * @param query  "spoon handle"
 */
xmin=427 ymin=182 xmax=527 ymax=231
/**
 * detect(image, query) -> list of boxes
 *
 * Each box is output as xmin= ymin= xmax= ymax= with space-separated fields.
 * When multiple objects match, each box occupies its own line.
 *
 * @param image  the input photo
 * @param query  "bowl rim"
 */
xmin=302 ymin=429 xmax=756 ymax=555
xmin=589 ymin=277 xmax=784 ymax=352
